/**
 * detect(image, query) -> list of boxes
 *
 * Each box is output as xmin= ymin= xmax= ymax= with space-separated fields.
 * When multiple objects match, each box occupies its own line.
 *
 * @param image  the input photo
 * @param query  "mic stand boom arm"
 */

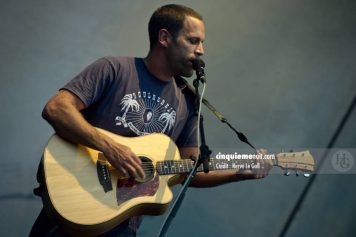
xmin=175 ymin=76 xmax=256 ymax=151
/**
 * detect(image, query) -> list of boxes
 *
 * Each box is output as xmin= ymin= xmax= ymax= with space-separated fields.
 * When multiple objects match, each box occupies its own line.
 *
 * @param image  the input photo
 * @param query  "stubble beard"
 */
xmin=167 ymin=40 xmax=194 ymax=78
xmin=175 ymin=58 xmax=194 ymax=78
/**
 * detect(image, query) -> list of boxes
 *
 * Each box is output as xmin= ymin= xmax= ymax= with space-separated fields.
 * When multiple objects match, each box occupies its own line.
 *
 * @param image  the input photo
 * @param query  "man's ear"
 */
xmin=158 ymin=29 xmax=171 ymax=48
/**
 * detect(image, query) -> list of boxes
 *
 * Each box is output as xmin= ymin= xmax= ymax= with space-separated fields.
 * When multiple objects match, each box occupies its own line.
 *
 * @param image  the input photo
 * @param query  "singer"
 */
xmin=30 ymin=4 xmax=271 ymax=237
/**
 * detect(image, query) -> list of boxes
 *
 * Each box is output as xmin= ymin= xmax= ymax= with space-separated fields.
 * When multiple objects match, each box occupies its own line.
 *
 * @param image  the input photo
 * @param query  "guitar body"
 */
xmin=42 ymin=129 xmax=183 ymax=236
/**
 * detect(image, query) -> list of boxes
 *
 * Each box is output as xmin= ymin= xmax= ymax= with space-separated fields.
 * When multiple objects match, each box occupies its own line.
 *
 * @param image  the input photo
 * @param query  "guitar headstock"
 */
xmin=275 ymin=150 xmax=315 ymax=176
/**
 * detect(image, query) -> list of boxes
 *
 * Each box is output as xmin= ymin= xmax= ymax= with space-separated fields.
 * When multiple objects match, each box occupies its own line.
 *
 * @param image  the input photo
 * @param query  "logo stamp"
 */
xmin=331 ymin=150 xmax=354 ymax=172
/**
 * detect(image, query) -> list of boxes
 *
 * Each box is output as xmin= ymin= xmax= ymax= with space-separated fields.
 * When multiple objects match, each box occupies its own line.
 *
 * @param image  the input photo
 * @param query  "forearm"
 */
xmin=42 ymin=92 xmax=112 ymax=154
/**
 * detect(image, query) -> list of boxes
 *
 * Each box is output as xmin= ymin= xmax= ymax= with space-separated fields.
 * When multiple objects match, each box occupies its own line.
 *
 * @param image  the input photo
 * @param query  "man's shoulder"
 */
xmin=173 ymin=76 xmax=197 ymax=114
xmin=92 ymin=56 xmax=141 ymax=78
xmin=100 ymin=56 xmax=136 ymax=67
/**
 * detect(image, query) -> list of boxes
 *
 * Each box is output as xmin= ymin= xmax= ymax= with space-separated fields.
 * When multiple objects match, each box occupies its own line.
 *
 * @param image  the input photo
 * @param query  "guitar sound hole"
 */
xmin=135 ymin=156 xmax=155 ymax=183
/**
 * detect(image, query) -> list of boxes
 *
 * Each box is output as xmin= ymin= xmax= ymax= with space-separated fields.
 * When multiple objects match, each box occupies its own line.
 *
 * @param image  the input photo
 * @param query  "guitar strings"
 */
xmin=119 ymin=158 xmax=296 ymax=172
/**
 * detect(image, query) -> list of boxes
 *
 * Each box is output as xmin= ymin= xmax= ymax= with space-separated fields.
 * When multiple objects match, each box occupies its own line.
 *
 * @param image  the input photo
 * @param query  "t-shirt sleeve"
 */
xmin=61 ymin=57 xmax=116 ymax=107
xmin=176 ymin=112 xmax=198 ymax=148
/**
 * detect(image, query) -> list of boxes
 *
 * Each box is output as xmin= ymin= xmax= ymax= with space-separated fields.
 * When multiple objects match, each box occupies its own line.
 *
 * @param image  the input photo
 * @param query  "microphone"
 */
xmin=191 ymin=58 xmax=206 ymax=83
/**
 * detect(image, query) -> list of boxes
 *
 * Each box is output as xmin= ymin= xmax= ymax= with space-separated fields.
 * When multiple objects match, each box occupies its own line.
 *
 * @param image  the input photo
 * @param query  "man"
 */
xmin=30 ymin=4 xmax=271 ymax=237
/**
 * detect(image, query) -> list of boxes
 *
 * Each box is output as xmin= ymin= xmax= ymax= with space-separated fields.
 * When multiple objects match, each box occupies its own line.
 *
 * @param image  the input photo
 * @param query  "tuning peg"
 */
xmin=303 ymin=173 xmax=310 ymax=178
xmin=285 ymin=170 xmax=291 ymax=176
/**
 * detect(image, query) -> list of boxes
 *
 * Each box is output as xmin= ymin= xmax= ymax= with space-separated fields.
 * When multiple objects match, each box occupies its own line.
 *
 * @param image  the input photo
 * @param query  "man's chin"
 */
xmin=179 ymin=69 xmax=194 ymax=78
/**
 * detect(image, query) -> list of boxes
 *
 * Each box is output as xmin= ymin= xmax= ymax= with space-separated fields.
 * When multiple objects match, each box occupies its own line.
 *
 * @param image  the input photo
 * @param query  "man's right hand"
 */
xmin=103 ymin=142 xmax=145 ymax=179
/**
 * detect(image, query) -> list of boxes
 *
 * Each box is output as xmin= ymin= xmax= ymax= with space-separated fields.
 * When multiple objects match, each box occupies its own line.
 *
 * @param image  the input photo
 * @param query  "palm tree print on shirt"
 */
xmin=115 ymin=92 xmax=176 ymax=136
xmin=159 ymin=111 xmax=176 ymax=133
xmin=115 ymin=94 xmax=140 ymax=128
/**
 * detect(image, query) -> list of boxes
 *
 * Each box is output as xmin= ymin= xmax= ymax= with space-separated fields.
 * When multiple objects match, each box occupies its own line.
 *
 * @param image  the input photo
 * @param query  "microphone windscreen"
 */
xmin=191 ymin=58 xmax=205 ymax=70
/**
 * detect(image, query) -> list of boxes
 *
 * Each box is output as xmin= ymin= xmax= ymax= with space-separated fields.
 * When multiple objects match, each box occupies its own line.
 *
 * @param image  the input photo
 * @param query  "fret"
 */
xmin=163 ymin=161 xmax=167 ymax=174
xmin=178 ymin=161 xmax=182 ymax=173
xmin=172 ymin=160 xmax=177 ymax=173
xmin=165 ymin=160 xmax=171 ymax=174
xmin=157 ymin=161 xmax=162 ymax=174
xmin=166 ymin=160 xmax=171 ymax=174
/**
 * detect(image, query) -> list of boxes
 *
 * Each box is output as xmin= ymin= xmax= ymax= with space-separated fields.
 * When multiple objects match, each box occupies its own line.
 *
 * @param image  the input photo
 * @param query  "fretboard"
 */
xmin=156 ymin=158 xmax=277 ymax=175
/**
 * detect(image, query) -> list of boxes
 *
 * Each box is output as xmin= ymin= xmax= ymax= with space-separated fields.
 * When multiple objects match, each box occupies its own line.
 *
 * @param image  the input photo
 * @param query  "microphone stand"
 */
xmin=158 ymin=59 xmax=256 ymax=236
xmin=193 ymin=77 xmax=212 ymax=173
xmin=157 ymin=65 xmax=210 ymax=237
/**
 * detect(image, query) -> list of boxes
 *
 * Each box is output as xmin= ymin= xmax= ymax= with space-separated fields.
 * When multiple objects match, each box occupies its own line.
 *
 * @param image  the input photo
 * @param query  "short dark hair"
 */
xmin=148 ymin=4 xmax=203 ymax=49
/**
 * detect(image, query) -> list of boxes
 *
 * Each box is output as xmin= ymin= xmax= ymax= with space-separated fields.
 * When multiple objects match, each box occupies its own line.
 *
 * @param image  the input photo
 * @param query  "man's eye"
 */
xmin=189 ymin=38 xmax=199 ymax=45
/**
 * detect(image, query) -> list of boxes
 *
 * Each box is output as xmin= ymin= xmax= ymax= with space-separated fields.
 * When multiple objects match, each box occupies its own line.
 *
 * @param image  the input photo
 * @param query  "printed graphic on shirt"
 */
xmin=115 ymin=92 xmax=176 ymax=136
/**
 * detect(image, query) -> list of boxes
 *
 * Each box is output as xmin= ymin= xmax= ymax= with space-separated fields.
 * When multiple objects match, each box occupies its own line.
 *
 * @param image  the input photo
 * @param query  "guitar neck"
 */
xmin=156 ymin=157 xmax=277 ymax=175
xmin=156 ymin=150 xmax=314 ymax=175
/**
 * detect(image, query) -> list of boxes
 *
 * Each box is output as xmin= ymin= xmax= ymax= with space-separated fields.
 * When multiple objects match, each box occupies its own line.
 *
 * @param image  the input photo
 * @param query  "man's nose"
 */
xmin=195 ymin=42 xmax=204 ymax=56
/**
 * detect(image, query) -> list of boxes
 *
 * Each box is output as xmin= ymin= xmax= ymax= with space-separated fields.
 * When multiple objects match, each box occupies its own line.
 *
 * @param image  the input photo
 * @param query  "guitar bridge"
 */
xmin=97 ymin=153 xmax=113 ymax=192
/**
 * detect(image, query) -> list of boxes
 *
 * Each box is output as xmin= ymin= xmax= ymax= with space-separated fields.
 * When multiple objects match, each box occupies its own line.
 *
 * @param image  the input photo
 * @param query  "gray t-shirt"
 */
xmin=62 ymin=56 xmax=197 ymax=147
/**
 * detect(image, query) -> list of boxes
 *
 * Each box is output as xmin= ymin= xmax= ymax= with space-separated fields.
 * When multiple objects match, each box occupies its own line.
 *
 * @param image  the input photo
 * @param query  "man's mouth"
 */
xmin=188 ymin=58 xmax=197 ymax=68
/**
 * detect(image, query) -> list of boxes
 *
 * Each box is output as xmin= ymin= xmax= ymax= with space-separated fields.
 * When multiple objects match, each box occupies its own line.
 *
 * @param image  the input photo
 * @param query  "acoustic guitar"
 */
xmin=42 ymin=128 xmax=314 ymax=236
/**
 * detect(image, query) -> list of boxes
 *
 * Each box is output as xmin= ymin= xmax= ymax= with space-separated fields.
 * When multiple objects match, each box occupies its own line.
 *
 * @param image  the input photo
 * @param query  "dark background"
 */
xmin=1 ymin=0 xmax=355 ymax=236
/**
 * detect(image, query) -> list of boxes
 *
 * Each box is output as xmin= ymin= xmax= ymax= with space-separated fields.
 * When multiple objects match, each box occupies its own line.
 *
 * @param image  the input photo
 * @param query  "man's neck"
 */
xmin=143 ymin=50 xmax=174 ymax=82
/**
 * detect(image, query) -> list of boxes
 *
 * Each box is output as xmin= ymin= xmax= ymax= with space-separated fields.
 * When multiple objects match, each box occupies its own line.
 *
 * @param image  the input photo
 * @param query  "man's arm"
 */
xmin=42 ymin=90 xmax=145 ymax=178
xmin=179 ymin=147 xmax=271 ymax=187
